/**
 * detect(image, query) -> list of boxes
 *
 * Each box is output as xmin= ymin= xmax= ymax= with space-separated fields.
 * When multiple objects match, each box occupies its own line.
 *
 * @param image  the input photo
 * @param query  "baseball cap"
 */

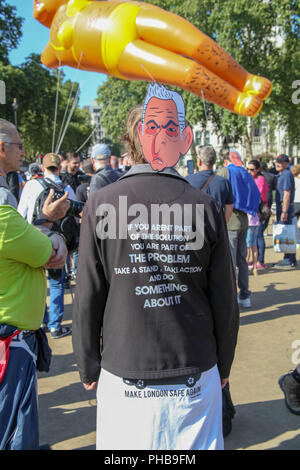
xmin=276 ymin=154 xmax=289 ymax=163
xmin=28 ymin=163 xmax=42 ymax=175
xmin=91 ymin=143 xmax=111 ymax=160
xmin=42 ymin=153 xmax=61 ymax=169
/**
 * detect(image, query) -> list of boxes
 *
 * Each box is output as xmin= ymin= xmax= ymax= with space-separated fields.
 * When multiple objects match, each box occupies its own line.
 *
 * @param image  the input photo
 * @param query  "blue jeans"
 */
xmin=66 ymin=251 xmax=78 ymax=277
xmin=0 ymin=326 xmax=39 ymax=450
xmin=257 ymin=220 xmax=267 ymax=263
xmin=276 ymin=205 xmax=297 ymax=265
xmin=228 ymin=229 xmax=250 ymax=299
xmin=246 ymin=226 xmax=259 ymax=248
xmin=72 ymin=251 xmax=78 ymax=276
xmin=43 ymin=269 xmax=65 ymax=330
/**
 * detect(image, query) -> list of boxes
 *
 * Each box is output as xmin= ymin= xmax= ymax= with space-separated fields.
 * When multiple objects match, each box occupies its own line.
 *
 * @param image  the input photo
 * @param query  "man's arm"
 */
xmin=43 ymin=232 xmax=68 ymax=269
xmin=0 ymin=206 xmax=66 ymax=269
xmin=281 ymin=190 xmax=291 ymax=222
xmin=224 ymin=203 xmax=233 ymax=223
xmin=223 ymin=178 xmax=234 ymax=222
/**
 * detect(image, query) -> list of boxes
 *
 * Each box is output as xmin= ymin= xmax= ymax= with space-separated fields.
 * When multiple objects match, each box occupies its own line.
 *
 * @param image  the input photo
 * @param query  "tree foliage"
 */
xmin=0 ymin=54 xmax=93 ymax=158
xmin=0 ymin=0 xmax=23 ymax=64
xmin=96 ymin=0 xmax=300 ymax=155
xmin=0 ymin=1 xmax=93 ymax=159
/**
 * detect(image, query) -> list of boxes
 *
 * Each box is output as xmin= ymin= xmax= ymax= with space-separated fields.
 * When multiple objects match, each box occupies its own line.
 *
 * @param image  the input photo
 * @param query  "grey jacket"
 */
xmin=89 ymin=166 xmax=121 ymax=196
xmin=0 ymin=175 xmax=17 ymax=208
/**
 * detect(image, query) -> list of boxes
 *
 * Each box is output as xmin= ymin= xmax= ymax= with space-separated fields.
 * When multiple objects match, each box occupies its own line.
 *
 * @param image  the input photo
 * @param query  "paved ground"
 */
xmin=38 ymin=230 xmax=300 ymax=450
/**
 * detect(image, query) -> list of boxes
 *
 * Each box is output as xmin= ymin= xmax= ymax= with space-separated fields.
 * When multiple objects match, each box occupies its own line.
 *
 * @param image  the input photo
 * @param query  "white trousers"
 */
xmin=96 ymin=364 xmax=224 ymax=450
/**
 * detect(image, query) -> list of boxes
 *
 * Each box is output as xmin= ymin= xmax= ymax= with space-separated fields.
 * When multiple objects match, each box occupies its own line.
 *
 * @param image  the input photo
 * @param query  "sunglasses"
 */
xmin=4 ymin=142 xmax=23 ymax=150
xmin=247 ymin=168 xmax=256 ymax=171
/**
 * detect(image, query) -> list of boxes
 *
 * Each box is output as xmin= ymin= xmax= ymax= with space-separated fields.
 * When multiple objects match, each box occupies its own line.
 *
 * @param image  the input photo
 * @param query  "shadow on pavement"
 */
xmin=38 ymin=381 xmax=96 ymax=449
xmin=225 ymin=399 xmax=300 ymax=450
xmin=240 ymin=302 xmax=300 ymax=326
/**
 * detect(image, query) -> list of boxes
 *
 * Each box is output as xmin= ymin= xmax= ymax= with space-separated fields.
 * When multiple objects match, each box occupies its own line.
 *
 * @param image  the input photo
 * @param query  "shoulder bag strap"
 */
xmin=200 ymin=173 xmax=216 ymax=192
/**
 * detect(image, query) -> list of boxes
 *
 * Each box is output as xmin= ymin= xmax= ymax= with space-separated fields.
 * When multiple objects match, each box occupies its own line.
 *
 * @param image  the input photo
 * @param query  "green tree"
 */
xmin=0 ymin=2 xmax=92 ymax=158
xmin=96 ymin=0 xmax=300 ymax=156
xmin=0 ymin=54 xmax=93 ymax=159
xmin=0 ymin=0 xmax=23 ymax=64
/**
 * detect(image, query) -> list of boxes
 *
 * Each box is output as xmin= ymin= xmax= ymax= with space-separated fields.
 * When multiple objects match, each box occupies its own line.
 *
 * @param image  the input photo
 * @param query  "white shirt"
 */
xmin=18 ymin=173 xmax=76 ymax=223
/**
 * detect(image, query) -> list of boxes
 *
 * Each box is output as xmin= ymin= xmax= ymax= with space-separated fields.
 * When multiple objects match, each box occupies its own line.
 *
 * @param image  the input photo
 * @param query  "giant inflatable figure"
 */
xmin=34 ymin=0 xmax=272 ymax=117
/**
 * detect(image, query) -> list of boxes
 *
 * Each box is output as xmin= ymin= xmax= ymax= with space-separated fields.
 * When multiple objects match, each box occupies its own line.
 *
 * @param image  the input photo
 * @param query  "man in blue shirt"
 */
xmin=217 ymin=148 xmax=260 ymax=309
xmin=186 ymin=146 xmax=234 ymax=223
xmin=274 ymin=154 xmax=296 ymax=268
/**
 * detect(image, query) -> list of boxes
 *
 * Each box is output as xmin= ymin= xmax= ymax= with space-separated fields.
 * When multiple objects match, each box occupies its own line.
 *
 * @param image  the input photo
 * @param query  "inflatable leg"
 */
xmin=136 ymin=6 xmax=272 ymax=101
xmin=118 ymin=39 xmax=263 ymax=117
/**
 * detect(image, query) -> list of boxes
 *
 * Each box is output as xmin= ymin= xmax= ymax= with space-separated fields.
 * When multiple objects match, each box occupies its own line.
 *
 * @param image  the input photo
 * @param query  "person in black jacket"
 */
xmin=72 ymin=86 xmax=239 ymax=451
xmin=75 ymin=158 xmax=94 ymax=203
xmin=61 ymin=151 xmax=82 ymax=193
xmin=89 ymin=143 xmax=120 ymax=196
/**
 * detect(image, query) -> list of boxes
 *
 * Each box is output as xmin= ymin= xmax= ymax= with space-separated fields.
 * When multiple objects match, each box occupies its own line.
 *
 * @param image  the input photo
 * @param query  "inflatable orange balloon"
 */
xmin=33 ymin=0 xmax=272 ymax=117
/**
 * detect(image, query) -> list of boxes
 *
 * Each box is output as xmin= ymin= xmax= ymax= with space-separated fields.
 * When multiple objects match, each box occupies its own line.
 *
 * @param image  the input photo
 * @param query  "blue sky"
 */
xmin=6 ymin=0 xmax=107 ymax=107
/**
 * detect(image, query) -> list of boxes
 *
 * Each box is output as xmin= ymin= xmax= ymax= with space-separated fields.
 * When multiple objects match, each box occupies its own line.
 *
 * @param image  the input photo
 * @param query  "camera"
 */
xmin=77 ymin=173 xmax=91 ymax=184
xmin=32 ymin=179 xmax=85 ymax=281
xmin=34 ymin=187 xmax=84 ymax=252
xmin=49 ymin=189 xmax=84 ymax=218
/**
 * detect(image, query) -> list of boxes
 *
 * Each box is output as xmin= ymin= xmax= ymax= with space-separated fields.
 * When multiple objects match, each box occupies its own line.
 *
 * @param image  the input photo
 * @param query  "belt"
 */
xmin=123 ymin=373 xmax=202 ymax=390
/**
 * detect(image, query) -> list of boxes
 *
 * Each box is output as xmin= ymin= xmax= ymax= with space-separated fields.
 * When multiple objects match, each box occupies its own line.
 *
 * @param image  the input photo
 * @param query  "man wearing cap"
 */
xmin=274 ymin=154 xmax=296 ymax=268
xmin=89 ymin=143 xmax=121 ymax=196
xmin=18 ymin=153 xmax=76 ymax=224
xmin=18 ymin=153 xmax=76 ymax=339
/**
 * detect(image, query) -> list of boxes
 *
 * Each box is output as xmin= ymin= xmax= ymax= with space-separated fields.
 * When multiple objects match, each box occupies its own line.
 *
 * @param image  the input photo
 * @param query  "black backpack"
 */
xmin=32 ymin=178 xmax=80 ymax=252
xmin=32 ymin=177 xmax=66 ymax=218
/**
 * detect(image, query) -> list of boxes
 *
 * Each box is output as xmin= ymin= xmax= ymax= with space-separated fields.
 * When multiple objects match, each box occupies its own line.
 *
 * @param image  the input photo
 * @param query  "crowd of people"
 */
xmin=1 ymin=89 xmax=300 ymax=450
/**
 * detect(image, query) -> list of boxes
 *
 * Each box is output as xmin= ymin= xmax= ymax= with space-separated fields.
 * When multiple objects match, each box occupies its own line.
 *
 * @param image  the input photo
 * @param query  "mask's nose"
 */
xmin=153 ymin=127 xmax=166 ymax=155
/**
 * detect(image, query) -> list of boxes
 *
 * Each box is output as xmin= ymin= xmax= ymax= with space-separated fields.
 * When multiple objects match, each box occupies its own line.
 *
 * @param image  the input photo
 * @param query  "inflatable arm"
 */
xmin=33 ymin=0 xmax=272 ymax=117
